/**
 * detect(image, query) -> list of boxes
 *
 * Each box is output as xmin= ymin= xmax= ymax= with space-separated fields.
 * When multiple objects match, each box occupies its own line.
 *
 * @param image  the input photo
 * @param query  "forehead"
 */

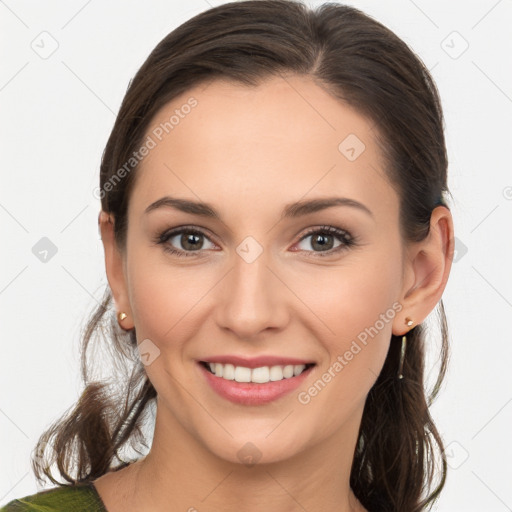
xmin=130 ymin=75 xmax=397 ymax=223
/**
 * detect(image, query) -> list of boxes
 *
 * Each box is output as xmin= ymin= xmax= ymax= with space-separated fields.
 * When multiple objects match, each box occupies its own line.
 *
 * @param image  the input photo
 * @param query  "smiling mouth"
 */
xmin=200 ymin=361 xmax=316 ymax=384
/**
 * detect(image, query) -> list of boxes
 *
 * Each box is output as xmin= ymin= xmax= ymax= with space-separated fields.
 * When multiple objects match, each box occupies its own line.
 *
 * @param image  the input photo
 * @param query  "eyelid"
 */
xmin=298 ymin=225 xmax=353 ymax=242
xmin=156 ymin=224 xmax=218 ymax=243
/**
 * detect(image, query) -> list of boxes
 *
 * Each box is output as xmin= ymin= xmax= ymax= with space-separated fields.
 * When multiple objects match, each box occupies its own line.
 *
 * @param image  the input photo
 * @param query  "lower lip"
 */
xmin=198 ymin=362 xmax=315 ymax=406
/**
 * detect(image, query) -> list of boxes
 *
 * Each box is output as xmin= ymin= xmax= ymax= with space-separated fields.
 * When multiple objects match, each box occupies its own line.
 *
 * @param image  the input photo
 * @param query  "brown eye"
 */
xmin=295 ymin=226 xmax=355 ymax=257
xmin=157 ymin=227 xmax=216 ymax=257
xmin=179 ymin=232 xmax=204 ymax=251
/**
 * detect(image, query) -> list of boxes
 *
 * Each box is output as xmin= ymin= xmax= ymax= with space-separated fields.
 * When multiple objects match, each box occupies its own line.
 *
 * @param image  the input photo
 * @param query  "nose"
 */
xmin=214 ymin=248 xmax=290 ymax=340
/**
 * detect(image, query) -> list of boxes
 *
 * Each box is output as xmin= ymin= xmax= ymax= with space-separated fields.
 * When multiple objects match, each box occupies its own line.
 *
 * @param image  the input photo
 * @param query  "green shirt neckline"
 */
xmin=0 ymin=481 xmax=108 ymax=512
xmin=86 ymin=481 xmax=109 ymax=511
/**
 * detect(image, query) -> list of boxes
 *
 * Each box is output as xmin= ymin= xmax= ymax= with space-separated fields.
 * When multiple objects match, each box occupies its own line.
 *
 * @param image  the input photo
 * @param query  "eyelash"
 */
xmin=154 ymin=224 xmax=357 ymax=258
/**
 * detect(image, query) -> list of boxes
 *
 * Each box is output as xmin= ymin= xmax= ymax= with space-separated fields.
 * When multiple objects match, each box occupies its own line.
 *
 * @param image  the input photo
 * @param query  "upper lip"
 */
xmin=199 ymin=355 xmax=315 ymax=369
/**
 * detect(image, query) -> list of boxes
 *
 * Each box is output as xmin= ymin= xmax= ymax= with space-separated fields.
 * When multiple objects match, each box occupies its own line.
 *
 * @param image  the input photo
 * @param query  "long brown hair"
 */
xmin=33 ymin=1 xmax=451 ymax=510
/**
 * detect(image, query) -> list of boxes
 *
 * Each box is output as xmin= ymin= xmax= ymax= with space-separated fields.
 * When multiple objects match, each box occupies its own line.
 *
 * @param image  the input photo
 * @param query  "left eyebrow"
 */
xmin=281 ymin=197 xmax=373 ymax=219
xmin=143 ymin=195 xmax=374 ymax=220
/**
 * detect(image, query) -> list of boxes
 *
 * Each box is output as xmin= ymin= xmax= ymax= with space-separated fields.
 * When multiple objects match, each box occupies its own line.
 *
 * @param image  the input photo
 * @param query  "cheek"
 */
xmin=126 ymin=245 xmax=214 ymax=345
xmin=291 ymin=253 xmax=402 ymax=397
xmin=292 ymin=256 xmax=401 ymax=344
xmin=291 ymin=274 xmax=400 ymax=436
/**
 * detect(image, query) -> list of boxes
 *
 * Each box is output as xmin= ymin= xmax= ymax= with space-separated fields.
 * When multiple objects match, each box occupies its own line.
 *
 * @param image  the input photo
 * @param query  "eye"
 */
xmin=155 ymin=226 xmax=216 ymax=257
xmin=154 ymin=224 xmax=357 ymax=258
xmin=293 ymin=225 xmax=356 ymax=257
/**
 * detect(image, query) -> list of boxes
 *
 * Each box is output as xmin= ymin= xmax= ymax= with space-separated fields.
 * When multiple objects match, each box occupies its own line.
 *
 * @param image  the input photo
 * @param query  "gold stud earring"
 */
xmin=118 ymin=312 xmax=127 ymax=322
xmin=398 ymin=317 xmax=413 ymax=380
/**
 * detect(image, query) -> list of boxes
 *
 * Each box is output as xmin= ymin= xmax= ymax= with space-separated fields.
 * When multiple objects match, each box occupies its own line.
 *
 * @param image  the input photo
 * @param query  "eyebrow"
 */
xmin=144 ymin=195 xmax=373 ymax=220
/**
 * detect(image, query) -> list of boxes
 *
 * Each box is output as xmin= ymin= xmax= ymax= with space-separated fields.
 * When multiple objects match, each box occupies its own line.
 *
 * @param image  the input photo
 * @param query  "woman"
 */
xmin=1 ymin=0 xmax=454 ymax=510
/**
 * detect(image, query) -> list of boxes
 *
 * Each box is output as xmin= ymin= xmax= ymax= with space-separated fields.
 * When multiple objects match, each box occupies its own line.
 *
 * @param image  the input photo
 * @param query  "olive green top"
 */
xmin=0 ymin=482 xmax=108 ymax=511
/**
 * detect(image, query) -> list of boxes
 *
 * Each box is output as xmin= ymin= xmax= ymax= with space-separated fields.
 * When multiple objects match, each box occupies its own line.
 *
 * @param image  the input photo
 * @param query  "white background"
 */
xmin=1 ymin=1 xmax=511 ymax=510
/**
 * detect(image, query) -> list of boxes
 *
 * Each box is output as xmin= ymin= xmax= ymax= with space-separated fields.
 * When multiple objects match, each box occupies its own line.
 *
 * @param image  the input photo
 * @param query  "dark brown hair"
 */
xmin=33 ymin=1 xmax=451 ymax=510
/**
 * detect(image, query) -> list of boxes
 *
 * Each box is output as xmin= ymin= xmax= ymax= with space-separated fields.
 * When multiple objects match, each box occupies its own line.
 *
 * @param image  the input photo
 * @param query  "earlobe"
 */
xmin=98 ymin=210 xmax=134 ymax=329
xmin=393 ymin=206 xmax=454 ymax=336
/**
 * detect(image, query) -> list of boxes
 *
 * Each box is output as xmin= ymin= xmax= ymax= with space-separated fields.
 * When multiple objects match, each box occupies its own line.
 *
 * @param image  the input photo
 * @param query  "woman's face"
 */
xmin=118 ymin=75 xmax=411 ymax=465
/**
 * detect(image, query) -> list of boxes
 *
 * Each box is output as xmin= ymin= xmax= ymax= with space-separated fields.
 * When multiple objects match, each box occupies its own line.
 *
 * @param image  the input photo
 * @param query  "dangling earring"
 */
xmin=398 ymin=317 xmax=413 ymax=379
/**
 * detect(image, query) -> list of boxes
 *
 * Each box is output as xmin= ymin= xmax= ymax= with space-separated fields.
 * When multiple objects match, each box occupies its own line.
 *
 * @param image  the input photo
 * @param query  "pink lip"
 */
xmin=200 ymin=355 xmax=315 ymax=369
xmin=197 ymin=361 xmax=315 ymax=406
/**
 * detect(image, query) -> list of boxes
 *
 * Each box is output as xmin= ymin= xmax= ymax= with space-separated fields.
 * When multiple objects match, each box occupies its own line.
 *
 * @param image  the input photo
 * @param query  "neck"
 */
xmin=116 ymin=400 xmax=366 ymax=512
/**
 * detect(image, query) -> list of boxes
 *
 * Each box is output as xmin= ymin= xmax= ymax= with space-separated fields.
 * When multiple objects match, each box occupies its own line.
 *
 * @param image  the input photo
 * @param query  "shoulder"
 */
xmin=0 ymin=482 xmax=106 ymax=511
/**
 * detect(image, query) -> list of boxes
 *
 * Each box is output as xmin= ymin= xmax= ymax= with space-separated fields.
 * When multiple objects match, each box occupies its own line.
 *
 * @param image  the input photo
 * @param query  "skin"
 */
xmin=94 ymin=74 xmax=454 ymax=512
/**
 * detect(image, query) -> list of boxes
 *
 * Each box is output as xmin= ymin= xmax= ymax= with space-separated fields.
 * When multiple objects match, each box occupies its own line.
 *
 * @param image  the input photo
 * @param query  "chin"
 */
xmin=203 ymin=431 xmax=307 ymax=468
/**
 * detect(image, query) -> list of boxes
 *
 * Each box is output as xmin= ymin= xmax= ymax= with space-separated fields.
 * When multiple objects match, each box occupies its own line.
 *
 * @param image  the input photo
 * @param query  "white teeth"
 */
xmin=251 ymin=366 xmax=270 ymax=383
xmin=205 ymin=362 xmax=309 ymax=383
xmin=269 ymin=366 xmax=284 ymax=381
xmin=283 ymin=365 xmax=294 ymax=378
xmin=293 ymin=365 xmax=305 ymax=376
xmin=234 ymin=366 xmax=251 ymax=382
xmin=222 ymin=363 xmax=235 ymax=380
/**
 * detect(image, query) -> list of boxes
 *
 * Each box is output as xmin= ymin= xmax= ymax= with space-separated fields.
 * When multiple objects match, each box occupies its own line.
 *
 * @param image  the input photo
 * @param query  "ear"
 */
xmin=98 ymin=210 xmax=134 ymax=330
xmin=393 ymin=205 xmax=455 ymax=336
